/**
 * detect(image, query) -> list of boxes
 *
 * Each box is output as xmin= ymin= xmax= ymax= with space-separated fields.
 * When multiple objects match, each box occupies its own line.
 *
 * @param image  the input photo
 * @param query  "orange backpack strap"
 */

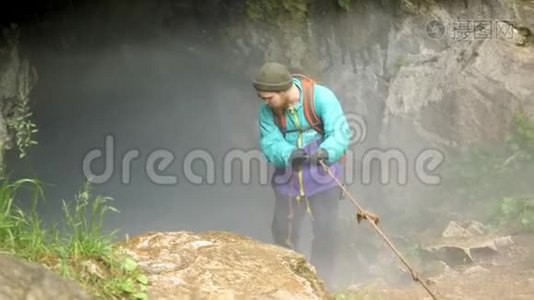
xmin=293 ymin=74 xmax=324 ymax=135
xmin=295 ymin=74 xmax=347 ymax=167
xmin=271 ymin=74 xmax=324 ymax=137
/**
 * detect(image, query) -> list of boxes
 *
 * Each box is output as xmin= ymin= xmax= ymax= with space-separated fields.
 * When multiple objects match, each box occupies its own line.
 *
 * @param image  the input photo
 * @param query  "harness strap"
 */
xmin=278 ymin=122 xmax=323 ymax=135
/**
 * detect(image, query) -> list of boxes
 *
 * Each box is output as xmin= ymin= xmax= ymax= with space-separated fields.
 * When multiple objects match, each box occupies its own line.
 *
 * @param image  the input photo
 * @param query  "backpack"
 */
xmin=272 ymin=74 xmax=348 ymax=170
xmin=272 ymin=74 xmax=323 ymax=136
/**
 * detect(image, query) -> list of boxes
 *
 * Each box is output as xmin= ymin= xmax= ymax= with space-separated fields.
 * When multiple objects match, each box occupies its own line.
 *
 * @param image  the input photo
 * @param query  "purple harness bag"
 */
xmin=271 ymin=139 xmax=344 ymax=198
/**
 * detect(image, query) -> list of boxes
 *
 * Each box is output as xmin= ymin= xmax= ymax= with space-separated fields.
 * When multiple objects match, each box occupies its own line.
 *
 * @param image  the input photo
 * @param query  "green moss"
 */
xmin=336 ymin=0 xmax=353 ymax=11
xmin=400 ymin=0 xmax=434 ymax=15
xmin=491 ymin=196 xmax=534 ymax=233
xmin=508 ymin=111 xmax=534 ymax=158
xmin=288 ymin=257 xmax=325 ymax=295
xmin=244 ymin=0 xmax=319 ymax=72
xmin=245 ymin=0 xmax=308 ymax=22
xmin=393 ymin=55 xmax=411 ymax=73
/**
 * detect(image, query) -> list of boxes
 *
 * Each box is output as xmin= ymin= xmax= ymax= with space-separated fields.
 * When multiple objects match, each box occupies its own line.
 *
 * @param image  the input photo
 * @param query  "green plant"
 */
xmin=337 ymin=0 xmax=352 ymax=11
xmin=8 ymin=112 xmax=38 ymax=159
xmin=507 ymin=111 xmax=534 ymax=159
xmin=61 ymin=181 xmax=118 ymax=259
xmin=491 ymin=196 xmax=534 ymax=232
xmin=0 ymin=178 xmax=148 ymax=299
xmin=245 ymin=0 xmax=308 ymax=22
xmin=0 ymin=178 xmax=47 ymax=259
xmin=2 ymin=27 xmax=38 ymax=162
xmin=5 ymin=94 xmax=38 ymax=159
xmin=433 ymin=111 xmax=534 ymax=220
xmin=393 ymin=55 xmax=410 ymax=73
xmin=57 ymin=182 xmax=148 ymax=299
xmin=107 ymin=256 xmax=149 ymax=300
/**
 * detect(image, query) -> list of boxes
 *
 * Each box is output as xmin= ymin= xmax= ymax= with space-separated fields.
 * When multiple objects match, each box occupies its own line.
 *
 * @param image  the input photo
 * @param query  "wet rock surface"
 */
xmin=119 ymin=231 xmax=328 ymax=300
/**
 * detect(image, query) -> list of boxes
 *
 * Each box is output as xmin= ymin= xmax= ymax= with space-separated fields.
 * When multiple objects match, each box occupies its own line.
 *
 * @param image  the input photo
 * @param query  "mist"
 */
xmin=3 ymin=0 xmax=533 ymax=295
xmin=1 ymin=0 xmax=434 ymax=280
xmin=5 ymin=1 xmax=279 ymax=242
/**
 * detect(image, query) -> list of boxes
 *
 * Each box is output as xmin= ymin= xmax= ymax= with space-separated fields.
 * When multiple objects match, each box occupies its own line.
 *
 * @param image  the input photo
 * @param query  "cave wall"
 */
xmin=0 ymin=0 xmax=532 ymax=223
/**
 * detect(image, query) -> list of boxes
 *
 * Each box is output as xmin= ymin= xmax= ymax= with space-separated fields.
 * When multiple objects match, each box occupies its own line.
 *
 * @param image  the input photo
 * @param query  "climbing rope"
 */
xmin=318 ymin=160 xmax=439 ymax=300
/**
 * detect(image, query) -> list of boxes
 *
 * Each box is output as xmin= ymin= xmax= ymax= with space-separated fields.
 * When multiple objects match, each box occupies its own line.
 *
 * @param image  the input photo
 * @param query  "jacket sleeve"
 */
xmin=258 ymin=103 xmax=296 ymax=168
xmin=315 ymin=85 xmax=352 ymax=163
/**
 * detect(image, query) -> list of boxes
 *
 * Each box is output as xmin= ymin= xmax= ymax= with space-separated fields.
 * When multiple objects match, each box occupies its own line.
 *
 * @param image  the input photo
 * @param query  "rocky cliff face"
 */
xmin=221 ymin=0 xmax=534 ymax=223
xmin=228 ymin=0 xmax=534 ymax=149
xmin=382 ymin=0 xmax=534 ymax=149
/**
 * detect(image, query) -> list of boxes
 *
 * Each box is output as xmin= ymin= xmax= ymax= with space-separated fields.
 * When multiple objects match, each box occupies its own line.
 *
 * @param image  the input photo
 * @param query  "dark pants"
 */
xmin=271 ymin=187 xmax=340 ymax=287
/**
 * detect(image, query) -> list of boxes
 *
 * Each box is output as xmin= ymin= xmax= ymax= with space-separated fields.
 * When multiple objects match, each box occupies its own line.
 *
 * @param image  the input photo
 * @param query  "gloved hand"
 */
xmin=310 ymin=149 xmax=329 ymax=165
xmin=289 ymin=148 xmax=308 ymax=169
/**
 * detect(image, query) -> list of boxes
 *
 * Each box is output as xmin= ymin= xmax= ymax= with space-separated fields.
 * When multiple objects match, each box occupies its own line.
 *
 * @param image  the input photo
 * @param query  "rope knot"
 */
xmin=356 ymin=210 xmax=380 ymax=225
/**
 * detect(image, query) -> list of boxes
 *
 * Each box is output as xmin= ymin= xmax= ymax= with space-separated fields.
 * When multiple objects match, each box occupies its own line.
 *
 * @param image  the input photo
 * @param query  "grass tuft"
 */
xmin=0 ymin=178 xmax=148 ymax=299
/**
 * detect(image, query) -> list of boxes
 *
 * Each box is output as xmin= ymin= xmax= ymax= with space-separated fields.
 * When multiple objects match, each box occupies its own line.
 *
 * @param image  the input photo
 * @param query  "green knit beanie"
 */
xmin=252 ymin=62 xmax=293 ymax=92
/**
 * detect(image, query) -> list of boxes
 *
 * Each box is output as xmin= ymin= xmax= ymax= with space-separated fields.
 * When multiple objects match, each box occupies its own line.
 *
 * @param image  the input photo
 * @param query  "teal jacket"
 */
xmin=258 ymin=77 xmax=352 ymax=169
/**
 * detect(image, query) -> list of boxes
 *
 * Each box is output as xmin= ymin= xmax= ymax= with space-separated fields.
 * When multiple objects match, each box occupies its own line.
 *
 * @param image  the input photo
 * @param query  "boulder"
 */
xmin=422 ymin=221 xmax=514 ymax=266
xmin=0 ymin=254 xmax=91 ymax=300
xmin=119 ymin=231 xmax=327 ymax=300
xmin=442 ymin=220 xmax=486 ymax=239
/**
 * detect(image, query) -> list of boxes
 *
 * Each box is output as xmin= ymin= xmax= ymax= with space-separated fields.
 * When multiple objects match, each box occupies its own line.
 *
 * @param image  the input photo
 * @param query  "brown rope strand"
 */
xmin=319 ymin=161 xmax=439 ymax=300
